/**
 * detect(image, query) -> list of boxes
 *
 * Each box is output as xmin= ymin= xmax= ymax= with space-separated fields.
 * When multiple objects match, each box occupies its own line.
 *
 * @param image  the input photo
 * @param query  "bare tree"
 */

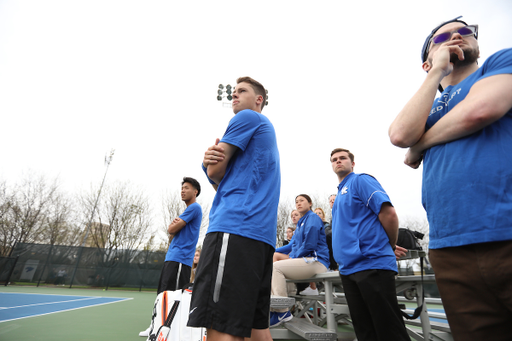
xmin=0 ymin=173 xmax=60 ymax=256
xmin=276 ymin=200 xmax=296 ymax=247
xmin=79 ymin=181 xmax=153 ymax=256
xmin=39 ymin=191 xmax=81 ymax=246
xmin=161 ymin=189 xmax=186 ymax=237
xmin=0 ymin=179 xmax=15 ymax=256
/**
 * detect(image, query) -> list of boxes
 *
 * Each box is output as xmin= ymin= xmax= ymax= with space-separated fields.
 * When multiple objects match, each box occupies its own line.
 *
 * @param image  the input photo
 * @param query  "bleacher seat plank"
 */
xmin=270 ymin=296 xmax=295 ymax=309
xmin=283 ymin=318 xmax=337 ymax=341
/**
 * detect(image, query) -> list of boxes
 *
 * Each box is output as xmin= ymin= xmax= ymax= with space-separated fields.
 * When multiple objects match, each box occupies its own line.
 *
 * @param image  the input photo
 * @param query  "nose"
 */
xmin=451 ymin=31 xmax=462 ymax=40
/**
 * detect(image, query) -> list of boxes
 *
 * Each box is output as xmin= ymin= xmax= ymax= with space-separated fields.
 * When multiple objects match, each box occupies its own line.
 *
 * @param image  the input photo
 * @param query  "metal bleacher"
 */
xmin=270 ymin=250 xmax=453 ymax=341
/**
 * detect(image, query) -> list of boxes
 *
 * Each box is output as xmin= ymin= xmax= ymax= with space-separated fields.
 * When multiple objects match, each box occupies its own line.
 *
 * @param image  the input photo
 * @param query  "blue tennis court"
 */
xmin=0 ymin=292 xmax=132 ymax=323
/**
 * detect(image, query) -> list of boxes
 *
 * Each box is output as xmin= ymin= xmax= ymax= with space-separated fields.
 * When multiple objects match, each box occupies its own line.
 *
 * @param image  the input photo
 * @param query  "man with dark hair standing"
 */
xmin=330 ymin=148 xmax=409 ymax=341
xmin=389 ymin=16 xmax=512 ymax=340
xmin=188 ymin=77 xmax=280 ymax=341
xmin=139 ymin=177 xmax=202 ymax=337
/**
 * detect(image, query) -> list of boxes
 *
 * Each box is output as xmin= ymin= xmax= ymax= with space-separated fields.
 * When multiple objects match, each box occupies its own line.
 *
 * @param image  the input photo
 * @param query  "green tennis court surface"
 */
xmin=0 ymin=286 xmax=157 ymax=341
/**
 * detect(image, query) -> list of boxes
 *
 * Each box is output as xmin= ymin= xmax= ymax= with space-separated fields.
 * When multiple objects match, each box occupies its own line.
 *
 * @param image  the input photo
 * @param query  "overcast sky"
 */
xmin=1 ymin=0 xmax=511 ymax=238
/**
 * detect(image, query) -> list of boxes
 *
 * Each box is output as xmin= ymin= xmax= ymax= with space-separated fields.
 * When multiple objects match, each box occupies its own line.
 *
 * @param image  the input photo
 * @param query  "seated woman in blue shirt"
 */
xmin=269 ymin=194 xmax=330 ymax=327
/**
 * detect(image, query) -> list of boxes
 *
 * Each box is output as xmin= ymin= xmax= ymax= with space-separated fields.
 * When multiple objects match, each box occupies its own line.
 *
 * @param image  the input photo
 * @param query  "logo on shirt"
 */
xmin=430 ymin=87 xmax=462 ymax=116
xmin=341 ymin=186 xmax=348 ymax=195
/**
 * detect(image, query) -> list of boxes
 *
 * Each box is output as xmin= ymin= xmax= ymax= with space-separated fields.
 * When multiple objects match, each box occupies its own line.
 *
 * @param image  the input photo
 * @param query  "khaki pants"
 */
xmin=271 ymin=257 xmax=327 ymax=312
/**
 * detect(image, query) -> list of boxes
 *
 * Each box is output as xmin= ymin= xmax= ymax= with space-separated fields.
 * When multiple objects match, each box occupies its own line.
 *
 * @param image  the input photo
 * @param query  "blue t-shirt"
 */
xmin=205 ymin=109 xmax=281 ymax=247
xmin=165 ymin=202 xmax=202 ymax=267
xmin=331 ymin=172 xmax=397 ymax=275
xmin=286 ymin=210 xmax=330 ymax=269
xmin=423 ymin=48 xmax=512 ymax=249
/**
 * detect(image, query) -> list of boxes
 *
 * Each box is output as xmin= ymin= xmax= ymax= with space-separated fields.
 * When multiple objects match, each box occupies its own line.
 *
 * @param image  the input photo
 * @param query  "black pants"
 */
xmin=341 ymin=269 xmax=409 ymax=341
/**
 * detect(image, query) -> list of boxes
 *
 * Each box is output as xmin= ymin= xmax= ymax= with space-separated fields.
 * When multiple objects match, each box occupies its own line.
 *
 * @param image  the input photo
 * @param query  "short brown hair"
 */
xmin=237 ymin=76 xmax=267 ymax=110
xmin=330 ymin=148 xmax=354 ymax=162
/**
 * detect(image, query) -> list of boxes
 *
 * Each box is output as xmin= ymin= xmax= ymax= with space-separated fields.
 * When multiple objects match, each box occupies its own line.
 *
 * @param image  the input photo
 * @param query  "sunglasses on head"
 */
xmin=431 ymin=25 xmax=478 ymax=45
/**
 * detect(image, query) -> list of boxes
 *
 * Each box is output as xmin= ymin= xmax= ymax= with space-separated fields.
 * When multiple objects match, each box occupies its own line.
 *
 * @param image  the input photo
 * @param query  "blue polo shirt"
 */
xmin=165 ymin=202 xmax=202 ymax=267
xmin=332 ymin=172 xmax=397 ymax=275
xmin=205 ymin=109 xmax=281 ymax=247
xmin=423 ymin=48 xmax=512 ymax=249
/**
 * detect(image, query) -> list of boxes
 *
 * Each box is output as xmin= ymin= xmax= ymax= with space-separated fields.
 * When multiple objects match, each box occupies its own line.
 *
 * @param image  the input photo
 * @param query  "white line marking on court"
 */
xmin=0 ymin=297 xmax=133 ymax=323
xmin=0 ymin=297 xmax=103 ymax=310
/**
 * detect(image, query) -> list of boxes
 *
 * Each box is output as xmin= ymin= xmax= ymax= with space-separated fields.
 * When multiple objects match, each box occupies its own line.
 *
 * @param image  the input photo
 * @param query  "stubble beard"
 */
xmin=450 ymin=46 xmax=480 ymax=67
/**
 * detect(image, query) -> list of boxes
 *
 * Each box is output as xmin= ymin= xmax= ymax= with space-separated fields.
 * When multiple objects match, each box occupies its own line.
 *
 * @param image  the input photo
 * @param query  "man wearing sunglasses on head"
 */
xmin=389 ymin=16 xmax=512 ymax=341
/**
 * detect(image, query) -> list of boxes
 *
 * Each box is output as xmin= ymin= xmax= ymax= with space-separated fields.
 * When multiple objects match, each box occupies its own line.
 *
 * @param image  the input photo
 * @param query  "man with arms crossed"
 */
xmin=139 ymin=177 xmax=202 ymax=337
xmin=188 ymin=77 xmax=280 ymax=341
xmin=389 ymin=16 xmax=512 ymax=340
xmin=330 ymin=148 xmax=409 ymax=341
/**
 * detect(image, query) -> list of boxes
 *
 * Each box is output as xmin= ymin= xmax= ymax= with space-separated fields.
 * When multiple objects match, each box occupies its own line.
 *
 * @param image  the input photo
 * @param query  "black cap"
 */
xmin=421 ymin=16 xmax=468 ymax=63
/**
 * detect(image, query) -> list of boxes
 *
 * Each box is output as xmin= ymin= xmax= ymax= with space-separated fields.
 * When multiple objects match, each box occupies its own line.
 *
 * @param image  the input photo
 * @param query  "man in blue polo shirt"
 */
xmin=330 ymin=148 xmax=409 ymax=341
xmin=139 ymin=176 xmax=202 ymax=337
xmin=389 ymin=16 xmax=512 ymax=340
xmin=188 ymin=76 xmax=280 ymax=341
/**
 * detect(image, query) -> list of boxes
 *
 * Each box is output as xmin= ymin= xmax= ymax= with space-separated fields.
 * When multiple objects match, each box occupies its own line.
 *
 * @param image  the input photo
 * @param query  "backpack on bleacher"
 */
xmin=397 ymin=228 xmax=424 ymax=250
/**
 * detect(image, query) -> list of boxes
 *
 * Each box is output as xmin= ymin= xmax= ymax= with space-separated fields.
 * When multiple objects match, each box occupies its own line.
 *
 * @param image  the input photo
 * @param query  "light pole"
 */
xmin=69 ymin=149 xmax=115 ymax=288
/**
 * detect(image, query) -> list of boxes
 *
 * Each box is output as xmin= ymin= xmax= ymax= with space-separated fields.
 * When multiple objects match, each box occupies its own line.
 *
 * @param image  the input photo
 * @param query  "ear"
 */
xmin=422 ymin=60 xmax=432 ymax=72
xmin=255 ymin=95 xmax=263 ymax=107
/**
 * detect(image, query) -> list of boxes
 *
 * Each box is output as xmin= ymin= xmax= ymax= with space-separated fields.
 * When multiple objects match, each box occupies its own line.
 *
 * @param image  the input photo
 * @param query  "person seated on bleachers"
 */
xmin=274 ymin=210 xmax=299 ymax=262
xmin=269 ymin=194 xmax=330 ymax=327
xmin=283 ymin=226 xmax=295 ymax=246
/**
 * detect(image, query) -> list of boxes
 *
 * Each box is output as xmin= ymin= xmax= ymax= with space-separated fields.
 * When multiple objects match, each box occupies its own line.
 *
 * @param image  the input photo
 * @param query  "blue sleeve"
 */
xmin=201 ymin=163 xmax=216 ymax=185
xmin=355 ymin=174 xmax=391 ymax=216
xmin=291 ymin=215 xmax=322 ymax=258
xmin=220 ymin=110 xmax=260 ymax=151
xmin=276 ymin=243 xmax=292 ymax=255
xmin=480 ymin=48 xmax=512 ymax=80
xmin=179 ymin=203 xmax=201 ymax=224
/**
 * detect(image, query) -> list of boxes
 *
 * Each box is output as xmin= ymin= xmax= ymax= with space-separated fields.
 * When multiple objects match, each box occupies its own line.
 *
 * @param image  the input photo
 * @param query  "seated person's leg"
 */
xmin=273 ymin=252 xmax=289 ymax=263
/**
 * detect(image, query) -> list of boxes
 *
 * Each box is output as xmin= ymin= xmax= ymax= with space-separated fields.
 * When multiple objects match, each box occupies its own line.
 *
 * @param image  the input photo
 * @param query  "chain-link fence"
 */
xmin=0 ymin=243 xmax=166 ymax=290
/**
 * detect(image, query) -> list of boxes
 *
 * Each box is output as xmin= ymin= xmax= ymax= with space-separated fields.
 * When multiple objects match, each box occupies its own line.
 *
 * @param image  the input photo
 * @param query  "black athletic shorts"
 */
xmin=187 ymin=232 xmax=274 ymax=338
xmin=157 ymin=260 xmax=191 ymax=295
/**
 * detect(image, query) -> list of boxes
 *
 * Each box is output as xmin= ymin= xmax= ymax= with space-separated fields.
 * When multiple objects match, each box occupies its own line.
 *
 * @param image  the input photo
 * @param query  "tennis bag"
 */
xmin=147 ymin=287 xmax=206 ymax=341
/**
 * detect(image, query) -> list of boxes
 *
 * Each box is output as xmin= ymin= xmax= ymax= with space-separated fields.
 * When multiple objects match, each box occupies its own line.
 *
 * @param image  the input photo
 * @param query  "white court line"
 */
xmin=0 ymin=297 xmax=133 ymax=323
xmin=0 ymin=297 xmax=102 ymax=310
